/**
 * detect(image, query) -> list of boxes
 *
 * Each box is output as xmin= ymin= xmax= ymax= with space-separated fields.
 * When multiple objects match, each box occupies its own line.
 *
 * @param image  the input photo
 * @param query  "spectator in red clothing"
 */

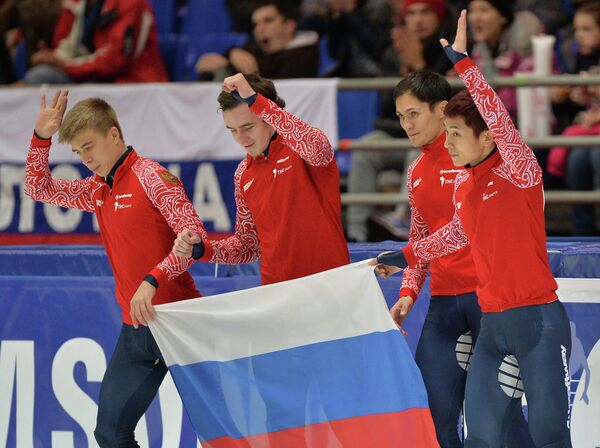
xmin=23 ymin=0 xmax=168 ymax=84
xmin=24 ymin=91 xmax=206 ymax=446
xmin=173 ymin=73 xmax=350 ymax=285
xmin=374 ymin=10 xmax=572 ymax=447
xmin=196 ymin=0 xmax=318 ymax=80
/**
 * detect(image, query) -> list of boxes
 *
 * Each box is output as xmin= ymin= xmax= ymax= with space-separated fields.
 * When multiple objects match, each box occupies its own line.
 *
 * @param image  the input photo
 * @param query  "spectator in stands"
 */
xmin=325 ymin=0 xmax=392 ymax=77
xmin=467 ymin=0 xmax=544 ymax=119
xmin=0 ymin=0 xmax=14 ymax=83
xmin=226 ymin=0 xmax=302 ymax=33
xmin=196 ymin=0 xmax=318 ymax=80
xmin=548 ymin=2 xmax=600 ymax=235
xmin=346 ymin=0 xmax=457 ymax=242
xmin=552 ymin=1 xmax=600 ymax=135
xmin=23 ymin=0 xmax=168 ymax=84
xmin=24 ymin=90 xmax=207 ymax=447
xmin=0 ymin=0 xmax=61 ymax=83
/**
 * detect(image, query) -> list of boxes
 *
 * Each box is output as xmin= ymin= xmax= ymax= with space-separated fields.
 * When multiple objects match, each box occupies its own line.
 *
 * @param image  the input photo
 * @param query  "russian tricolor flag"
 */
xmin=149 ymin=261 xmax=439 ymax=447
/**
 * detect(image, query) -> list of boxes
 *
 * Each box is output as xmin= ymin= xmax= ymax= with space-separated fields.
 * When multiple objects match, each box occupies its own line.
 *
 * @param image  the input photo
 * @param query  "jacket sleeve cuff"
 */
xmin=455 ymin=56 xmax=474 ymax=74
xmin=249 ymin=94 xmax=270 ymax=115
xmin=198 ymin=240 xmax=215 ymax=262
xmin=143 ymin=274 xmax=159 ymax=288
xmin=32 ymin=132 xmax=52 ymax=147
xmin=402 ymin=244 xmax=420 ymax=268
xmin=399 ymin=287 xmax=418 ymax=301
xmin=149 ymin=267 xmax=167 ymax=287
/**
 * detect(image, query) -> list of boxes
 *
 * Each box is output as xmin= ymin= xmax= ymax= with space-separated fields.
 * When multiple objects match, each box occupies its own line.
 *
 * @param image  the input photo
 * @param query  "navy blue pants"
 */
xmin=464 ymin=301 xmax=572 ymax=448
xmin=94 ymin=324 xmax=167 ymax=448
xmin=417 ymin=293 xmax=533 ymax=448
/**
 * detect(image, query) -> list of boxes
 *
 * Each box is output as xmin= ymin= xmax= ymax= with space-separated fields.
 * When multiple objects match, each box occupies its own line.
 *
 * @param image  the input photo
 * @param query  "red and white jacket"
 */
xmin=401 ymin=133 xmax=478 ymax=301
xmin=24 ymin=137 xmax=206 ymax=324
xmin=402 ymin=57 xmax=558 ymax=312
xmin=200 ymin=94 xmax=350 ymax=284
xmin=53 ymin=0 xmax=168 ymax=82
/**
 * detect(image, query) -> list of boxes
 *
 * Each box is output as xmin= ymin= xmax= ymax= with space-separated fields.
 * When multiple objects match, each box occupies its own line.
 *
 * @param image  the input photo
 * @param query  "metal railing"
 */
xmin=341 ymin=191 xmax=600 ymax=205
xmin=337 ymin=74 xmax=600 ymax=90
xmin=336 ymin=74 xmax=600 ymax=205
xmin=341 ymin=136 xmax=600 ymax=151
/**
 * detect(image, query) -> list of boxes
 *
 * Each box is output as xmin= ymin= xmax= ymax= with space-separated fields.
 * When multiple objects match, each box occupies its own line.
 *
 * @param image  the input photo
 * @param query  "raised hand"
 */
xmin=440 ymin=9 xmax=467 ymax=53
xmin=34 ymin=90 xmax=69 ymax=139
xmin=222 ymin=73 xmax=257 ymax=100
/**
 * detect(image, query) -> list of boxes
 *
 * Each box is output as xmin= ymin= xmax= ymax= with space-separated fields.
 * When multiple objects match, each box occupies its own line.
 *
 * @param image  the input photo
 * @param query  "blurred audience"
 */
xmin=346 ymin=0 xmax=458 ymax=242
xmin=0 ymin=0 xmax=61 ymax=83
xmin=23 ymin=0 xmax=168 ymax=84
xmin=468 ymin=0 xmax=544 ymax=119
xmin=196 ymin=0 xmax=318 ymax=80
xmin=325 ymin=0 xmax=392 ymax=77
xmin=548 ymin=2 xmax=600 ymax=235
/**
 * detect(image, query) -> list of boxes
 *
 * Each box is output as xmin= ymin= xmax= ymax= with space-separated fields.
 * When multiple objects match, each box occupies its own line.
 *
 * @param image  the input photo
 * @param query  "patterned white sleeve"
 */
xmin=207 ymin=160 xmax=261 ymax=264
xmin=400 ymin=156 xmax=429 ymax=299
xmin=133 ymin=158 xmax=208 ymax=282
xmin=252 ymin=95 xmax=334 ymax=167
xmin=458 ymin=59 xmax=542 ymax=188
xmin=410 ymin=171 xmax=470 ymax=262
xmin=24 ymin=139 xmax=97 ymax=212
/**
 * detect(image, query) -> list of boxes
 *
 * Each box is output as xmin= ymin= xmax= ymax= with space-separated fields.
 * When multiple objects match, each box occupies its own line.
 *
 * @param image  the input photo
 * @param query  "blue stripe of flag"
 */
xmin=170 ymin=330 xmax=429 ymax=441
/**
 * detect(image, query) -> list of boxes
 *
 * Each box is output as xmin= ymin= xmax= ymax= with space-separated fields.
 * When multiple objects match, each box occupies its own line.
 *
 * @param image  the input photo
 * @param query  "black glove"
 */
xmin=443 ymin=45 xmax=467 ymax=65
xmin=191 ymin=240 xmax=205 ymax=260
xmin=377 ymin=251 xmax=408 ymax=269
xmin=232 ymin=90 xmax=257 ymax=106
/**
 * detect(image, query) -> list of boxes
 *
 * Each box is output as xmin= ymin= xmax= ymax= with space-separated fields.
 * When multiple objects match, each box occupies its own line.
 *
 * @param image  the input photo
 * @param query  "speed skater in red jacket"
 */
xmin=375 ymin=11 xmax=572 ymax=448
xmin=174 ymin=73 xmax=350 ymax=285
xmin=24 ymin=90 xmax=205 ymax=446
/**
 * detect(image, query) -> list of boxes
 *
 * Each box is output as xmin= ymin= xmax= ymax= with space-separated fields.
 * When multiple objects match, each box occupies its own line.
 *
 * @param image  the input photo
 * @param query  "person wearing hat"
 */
xmin=467 ymin=0 xmax=544 ymax=119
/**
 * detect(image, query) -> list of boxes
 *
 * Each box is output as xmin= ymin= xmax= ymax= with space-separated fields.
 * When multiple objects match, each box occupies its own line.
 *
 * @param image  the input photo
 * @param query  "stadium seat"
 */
xmin=13 ymin=40 xmax=28 ymax=80
xmin=337 ymin=90 xmax=380 ymax=139
xmin=182 ymin=32 xmax=248 ymax=81
xmin=318 ymin=36 xmax=337 ymax=77
xmin=158 ymin=33 xmax=189 ymax=81
xmin=150 ymin=0 xmax=178 ymax=35
xmin=181 ymin=0 xmax=233 ymax=40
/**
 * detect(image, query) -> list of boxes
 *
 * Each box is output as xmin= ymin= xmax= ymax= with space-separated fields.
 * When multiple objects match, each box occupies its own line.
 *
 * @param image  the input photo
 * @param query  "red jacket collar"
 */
xmin=422 ymin=132 xmax=446 ymax=156
xmin=466 ymin=148 xmax=501 ymax=181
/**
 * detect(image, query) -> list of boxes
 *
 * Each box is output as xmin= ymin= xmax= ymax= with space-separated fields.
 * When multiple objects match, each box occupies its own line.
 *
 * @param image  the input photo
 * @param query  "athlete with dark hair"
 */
xmin=174 ymin=73 xmax=350 ymax=285
xmin=380 ymin=68 xmax=531 ymax=447
xmin=374 ymin=11 xmax=572 ymax=447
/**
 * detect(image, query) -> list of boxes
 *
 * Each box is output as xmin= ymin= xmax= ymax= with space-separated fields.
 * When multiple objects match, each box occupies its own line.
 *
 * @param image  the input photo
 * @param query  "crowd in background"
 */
xmin=1 ymin=0 xmax=600 ymax=238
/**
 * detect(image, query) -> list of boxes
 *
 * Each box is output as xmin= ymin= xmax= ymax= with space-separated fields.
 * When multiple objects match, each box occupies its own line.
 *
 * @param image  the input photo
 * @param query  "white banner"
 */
xmin=0 ymin=79 xmax=338 ymax=163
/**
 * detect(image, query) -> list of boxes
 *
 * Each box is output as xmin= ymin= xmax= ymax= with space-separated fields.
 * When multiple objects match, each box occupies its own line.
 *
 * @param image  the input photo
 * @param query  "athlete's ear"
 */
xmin=438 ymin=100 xmax=448 ymax=117
xmin=109 ymin=126 xmax=120 ymax=144
xmin=479 ymin=129 xmax=494 ymax=147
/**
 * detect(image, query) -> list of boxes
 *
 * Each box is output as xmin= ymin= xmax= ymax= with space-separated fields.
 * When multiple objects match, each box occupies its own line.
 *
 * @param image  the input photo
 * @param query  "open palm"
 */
xmin=34 ymin=90 xmax=69 ymax=139
xmin=440 ymin=9 xmax=468 ymax=53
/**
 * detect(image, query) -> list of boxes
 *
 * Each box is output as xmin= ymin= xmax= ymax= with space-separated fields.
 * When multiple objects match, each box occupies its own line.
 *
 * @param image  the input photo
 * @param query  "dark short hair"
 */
xmin=444 ymin=89 xmax=487 ymax=136
xmin=217 ymin=74 xmax=286 ymax=111
xmin=392 ymin=70 xmax=452 ymax=109
xmin=251 ymin=0 xmax=299 ymax=22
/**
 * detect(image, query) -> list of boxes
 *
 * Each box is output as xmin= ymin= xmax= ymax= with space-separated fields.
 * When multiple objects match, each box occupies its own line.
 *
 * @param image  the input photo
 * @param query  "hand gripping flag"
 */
xmin=149 ymin=261 xmax=439 ymax=447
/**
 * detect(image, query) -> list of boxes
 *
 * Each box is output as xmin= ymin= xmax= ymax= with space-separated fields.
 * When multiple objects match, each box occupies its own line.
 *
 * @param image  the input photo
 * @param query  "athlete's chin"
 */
xmin=450 ymin=155 xmax=465 ymax=167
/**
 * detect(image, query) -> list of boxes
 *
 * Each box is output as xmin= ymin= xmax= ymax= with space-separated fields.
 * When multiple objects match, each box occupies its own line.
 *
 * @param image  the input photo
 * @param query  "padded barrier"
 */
xmin=0 ymin=241 xmax=599 ymax=447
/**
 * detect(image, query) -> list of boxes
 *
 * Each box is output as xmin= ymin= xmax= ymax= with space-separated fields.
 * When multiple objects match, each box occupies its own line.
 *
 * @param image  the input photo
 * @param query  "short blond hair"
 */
xmin=59 ymin=98 xmax=124 ymax=143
